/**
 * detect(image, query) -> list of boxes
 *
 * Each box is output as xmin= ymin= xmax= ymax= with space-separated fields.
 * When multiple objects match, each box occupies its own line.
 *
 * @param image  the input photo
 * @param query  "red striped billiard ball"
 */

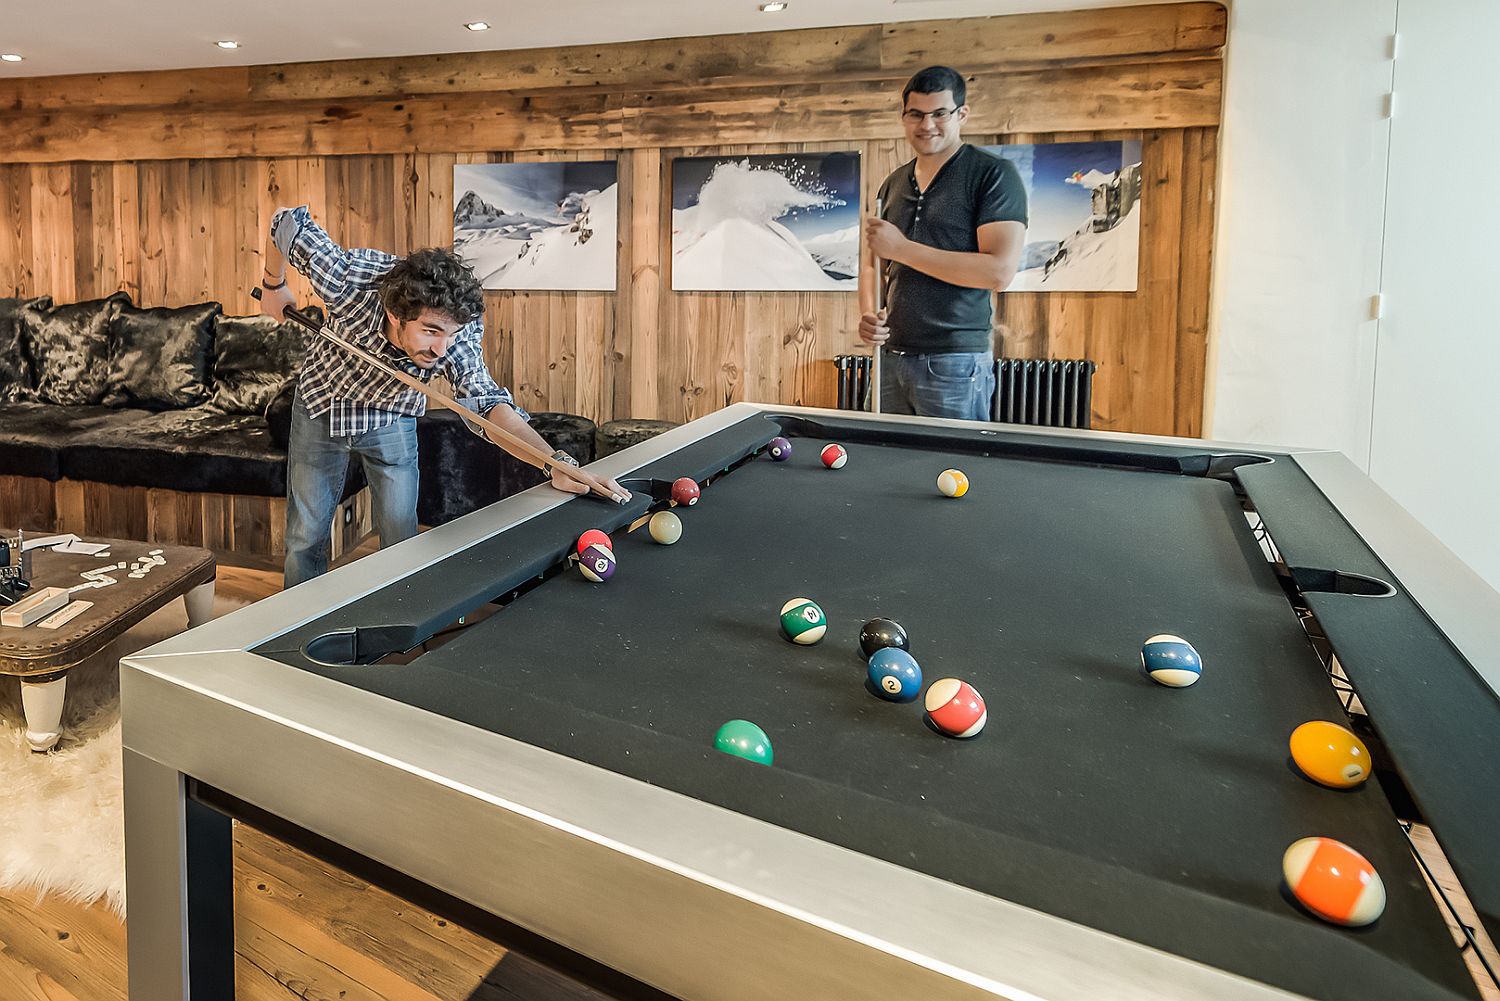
xmin=820 ymin=443 xmax=848 ymax=469
xmin=924 ymin=679 xmax=986 ymax=738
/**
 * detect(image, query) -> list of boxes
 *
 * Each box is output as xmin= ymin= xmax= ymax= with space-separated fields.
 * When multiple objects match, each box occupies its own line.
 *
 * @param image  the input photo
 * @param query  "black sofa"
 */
xmin=0 ymin=292 xmax=602 ymax=550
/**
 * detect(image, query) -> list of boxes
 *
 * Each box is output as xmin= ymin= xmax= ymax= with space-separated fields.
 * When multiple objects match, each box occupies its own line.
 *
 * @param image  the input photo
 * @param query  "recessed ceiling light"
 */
xmin=0 ymin=54 xmax=23 ymax=62
xmin=464 ymin=21 xmax=490 ymax=31
xmin=759 ymin=2 xmax=788 ymax=10
xmin=215 ymin=40 xmax=240 ymax=49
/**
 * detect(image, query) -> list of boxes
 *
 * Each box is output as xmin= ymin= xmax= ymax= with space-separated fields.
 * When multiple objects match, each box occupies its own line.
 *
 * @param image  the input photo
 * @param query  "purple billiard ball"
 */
xmin=578 ymin=543 xmax=616 ymax=582
xmin=768 ymin=437 xmax=793 ymax=461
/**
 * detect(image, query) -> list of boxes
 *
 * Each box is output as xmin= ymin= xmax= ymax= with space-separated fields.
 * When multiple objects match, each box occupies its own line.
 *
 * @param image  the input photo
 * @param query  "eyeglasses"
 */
xmin=901 ymin=107 xmax=957 ymax=124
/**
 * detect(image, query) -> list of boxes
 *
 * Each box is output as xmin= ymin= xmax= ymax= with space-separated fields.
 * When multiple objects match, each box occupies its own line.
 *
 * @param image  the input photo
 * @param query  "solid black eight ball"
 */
xmin=859 ymin=617 xmax=910 ymax=659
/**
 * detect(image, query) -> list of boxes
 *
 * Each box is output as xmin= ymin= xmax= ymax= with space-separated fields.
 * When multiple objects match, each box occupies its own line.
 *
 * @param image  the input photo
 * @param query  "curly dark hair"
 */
xmin=379 ymin=248 xmax=485 ymax=325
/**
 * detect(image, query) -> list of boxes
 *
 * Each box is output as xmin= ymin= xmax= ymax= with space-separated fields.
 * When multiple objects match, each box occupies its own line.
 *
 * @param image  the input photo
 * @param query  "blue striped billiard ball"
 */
xmin=1142 ymin=634 xmax=1202 ymax=687
xmin=867 ymin=648 xmax=922 ymax=702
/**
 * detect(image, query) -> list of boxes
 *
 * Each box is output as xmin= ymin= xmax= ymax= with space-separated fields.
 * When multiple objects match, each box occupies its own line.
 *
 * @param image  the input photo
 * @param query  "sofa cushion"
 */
xmin=0 ymin=296 xmax=49 ymax=402
xmin=208 ymin=307 xmax=316 ymax=415
xmin=104 ymin=301 xmax=220 ymax=409
xmin=61 ymin=405 xmax=365 ymax=500
xmin=0 ymin=401 xmax=148 ymax=480
xmin=63 ymin=407 xmax=290 ymax=496
xmin=23 ymin=292 xmax=131 ymax=405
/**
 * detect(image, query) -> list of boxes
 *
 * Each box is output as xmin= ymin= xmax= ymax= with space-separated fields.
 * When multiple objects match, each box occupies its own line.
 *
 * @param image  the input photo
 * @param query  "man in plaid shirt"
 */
xmin=260 ymin=206 xmax=629 ymax=587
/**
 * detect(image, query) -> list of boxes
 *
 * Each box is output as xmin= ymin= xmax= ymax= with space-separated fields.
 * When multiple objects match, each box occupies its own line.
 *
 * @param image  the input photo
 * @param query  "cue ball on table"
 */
xmin=1282 ymin=837 xmax=1385 ymax=927
xmin=671 ymin=477 xmax=700 ymax=506
xmin=859 ymin=617 xmax=910 ymax=659
xmin=649 ymin=510 xmax=683 ymax=545
xmin=779 ymin=597 xmax=827 ymax=645
xmin=768 ymin=437 xmax=793 ymax=461
xmin=1141 ymin=634 xmax=1202 ymax=687
xmin=576 ymin=529 xmax=611 ymax=555
xmin=924 ymin=678 xmax=986 ymax=738
xmin=867 ymin=648 xmax=922 ymax=702
xmin=820 ymin=443 xmax=848 ymax=469
xmin=578 ymin=543 xmax=616 ymax=582
xmin=714 ymin=719 xmax=773 ymax=766
xmin=1289 ymin=720 xmax=1371 ymax=789
xmin=937 ymin=469 xmax=969 ymax=498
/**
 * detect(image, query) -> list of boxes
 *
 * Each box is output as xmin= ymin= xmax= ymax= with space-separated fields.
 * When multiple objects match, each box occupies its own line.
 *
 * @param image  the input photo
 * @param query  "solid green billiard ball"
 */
xmin=714 ymin=719 xmax=773 ymax=765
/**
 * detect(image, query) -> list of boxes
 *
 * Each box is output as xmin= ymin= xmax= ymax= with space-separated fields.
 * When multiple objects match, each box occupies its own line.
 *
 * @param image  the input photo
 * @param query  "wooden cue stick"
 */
xmin=871 ymin=196 xmax=884 ymax=414
xmin=250 ymin=288 xmax=625 ymax=503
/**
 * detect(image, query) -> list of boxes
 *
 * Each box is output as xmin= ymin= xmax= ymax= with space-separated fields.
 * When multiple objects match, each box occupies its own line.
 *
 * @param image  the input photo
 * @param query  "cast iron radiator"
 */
xmin=995 ymin=358 xmax=1097 ymax=429
xmin=833 ymin=355 xmax=1097 ymax=429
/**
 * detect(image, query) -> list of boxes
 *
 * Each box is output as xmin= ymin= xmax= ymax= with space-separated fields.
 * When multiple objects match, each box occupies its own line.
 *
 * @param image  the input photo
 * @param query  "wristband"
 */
xmin=261 ymin=276 xmax=287 ymax=291
xmin=551 ymin=449 xmax=580 ymax=467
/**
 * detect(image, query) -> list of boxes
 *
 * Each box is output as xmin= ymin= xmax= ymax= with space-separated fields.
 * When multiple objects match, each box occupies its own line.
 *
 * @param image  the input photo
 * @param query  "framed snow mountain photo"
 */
xmin=670 ymin=152 xmax=859 ymax=292
xmin=981 ymin=140 xmax=1142 ymax=293
xmin=453 ymin=161 xmax=618 ymax=291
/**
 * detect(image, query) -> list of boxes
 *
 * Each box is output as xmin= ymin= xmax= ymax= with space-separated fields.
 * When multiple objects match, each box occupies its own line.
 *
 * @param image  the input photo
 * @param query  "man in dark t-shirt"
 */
xmin=861 ymin=65 xmax=1028 ymax=421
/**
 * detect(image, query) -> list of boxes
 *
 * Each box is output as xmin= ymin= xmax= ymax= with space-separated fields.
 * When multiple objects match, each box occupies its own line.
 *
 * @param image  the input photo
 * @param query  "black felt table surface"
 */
xmin=298 ymin=435 xmax=1477 ymax=1000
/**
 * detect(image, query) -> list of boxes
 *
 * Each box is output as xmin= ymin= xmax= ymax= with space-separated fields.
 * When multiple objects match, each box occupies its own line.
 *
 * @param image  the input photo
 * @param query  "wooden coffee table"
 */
xmin=0 ymin=533 xmax=216 ymax=751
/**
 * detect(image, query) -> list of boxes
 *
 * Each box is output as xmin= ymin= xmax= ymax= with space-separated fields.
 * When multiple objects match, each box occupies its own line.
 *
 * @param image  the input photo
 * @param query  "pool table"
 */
xmin=121 ymin=403 xmax=1500 ymax=1001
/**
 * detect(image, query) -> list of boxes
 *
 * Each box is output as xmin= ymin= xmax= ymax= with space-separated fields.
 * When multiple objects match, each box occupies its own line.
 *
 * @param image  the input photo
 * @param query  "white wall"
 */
xmin=1209 ymin=0 xmax=1500 ymax=592
xmin=1368 ymin=0 xmax=1500 ymax=589
xmin=1206 ymin=0 xmax=1396 ymax=457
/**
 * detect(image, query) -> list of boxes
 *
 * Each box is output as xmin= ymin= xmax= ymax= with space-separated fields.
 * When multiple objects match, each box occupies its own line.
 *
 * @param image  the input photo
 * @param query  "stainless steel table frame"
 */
xmin=120 ymin=403 xmax=1500 ymax=1001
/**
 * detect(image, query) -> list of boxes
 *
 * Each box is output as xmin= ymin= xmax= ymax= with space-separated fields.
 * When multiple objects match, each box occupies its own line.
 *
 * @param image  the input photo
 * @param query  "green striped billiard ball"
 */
xmin=779 ymin=597 xmax=827 ymax=645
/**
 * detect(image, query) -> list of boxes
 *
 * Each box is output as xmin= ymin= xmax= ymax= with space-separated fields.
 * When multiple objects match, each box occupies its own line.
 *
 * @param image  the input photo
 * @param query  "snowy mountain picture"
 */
xmin=453 ymin=161 xmax=618 ymax=291
xmin=982 ymin=141 xmax=1143 ymax=293
xmin=671 ymin=153 xmax=860 ymax=292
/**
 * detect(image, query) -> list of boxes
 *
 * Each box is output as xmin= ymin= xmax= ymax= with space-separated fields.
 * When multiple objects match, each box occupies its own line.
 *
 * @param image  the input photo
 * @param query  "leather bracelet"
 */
xmin=551 ymin=449 xmax=580 ymax=467
xmin=261 ymin=276 xmax=287 ymax=291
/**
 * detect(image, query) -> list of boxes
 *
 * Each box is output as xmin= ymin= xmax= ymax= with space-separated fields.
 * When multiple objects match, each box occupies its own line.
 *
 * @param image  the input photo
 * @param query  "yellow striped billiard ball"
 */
xmin=937 ymin=468 xmax=969 ymax=498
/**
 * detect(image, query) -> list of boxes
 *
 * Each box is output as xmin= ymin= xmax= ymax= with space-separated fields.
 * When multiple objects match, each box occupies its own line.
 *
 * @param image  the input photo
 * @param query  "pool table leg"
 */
xmin=184 ymin=580 xmax=215 ymax=628
xmin=20 ymin=670 xmax=66 ymax=752
xmin=123 ymin=749 xmax=236 ymax=1001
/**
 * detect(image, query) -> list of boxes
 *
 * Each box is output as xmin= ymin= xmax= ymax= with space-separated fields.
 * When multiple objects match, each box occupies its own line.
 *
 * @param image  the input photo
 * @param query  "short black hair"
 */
xmin=379 ymin=248 xmax=484 ymax=325
xmin=902 ymin=65 xmax=967 ymax=108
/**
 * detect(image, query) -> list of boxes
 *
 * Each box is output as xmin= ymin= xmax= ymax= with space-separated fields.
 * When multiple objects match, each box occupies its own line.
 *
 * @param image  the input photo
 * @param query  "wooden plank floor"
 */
xmin=0 ymin=561 xmax=1496 ymax=1001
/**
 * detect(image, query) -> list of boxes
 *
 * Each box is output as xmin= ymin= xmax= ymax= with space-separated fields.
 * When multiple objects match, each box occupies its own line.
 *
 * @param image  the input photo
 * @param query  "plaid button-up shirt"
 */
xmin=272 ymin=206 xmax=523 ymax=437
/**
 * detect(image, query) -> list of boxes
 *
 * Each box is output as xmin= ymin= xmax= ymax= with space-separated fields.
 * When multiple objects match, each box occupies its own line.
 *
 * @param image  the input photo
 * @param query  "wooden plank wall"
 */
xmin=0 ymin=3 xmax=1224 ymax=435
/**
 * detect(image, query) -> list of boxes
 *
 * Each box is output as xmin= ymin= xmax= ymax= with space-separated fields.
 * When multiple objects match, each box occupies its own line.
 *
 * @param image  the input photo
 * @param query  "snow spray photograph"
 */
xmin=453 ymin=161 xmax=618 ymax=291
xmin=982 ymin=140 xmax=1142 ymax=293
xmin=670 ymin=152 xmax=860 ymax=292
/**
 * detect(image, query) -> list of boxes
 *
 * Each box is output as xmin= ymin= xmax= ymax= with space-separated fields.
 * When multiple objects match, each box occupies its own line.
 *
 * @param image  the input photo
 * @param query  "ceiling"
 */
xmin=0 ymin=0 xmax=1173 ymax=78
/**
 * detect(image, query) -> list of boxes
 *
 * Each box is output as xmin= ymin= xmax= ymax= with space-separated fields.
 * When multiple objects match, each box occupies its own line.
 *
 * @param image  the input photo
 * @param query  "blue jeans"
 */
xmin=284 ymin=396 xmax=420 ymax=588
xmin=879 ymin=351 xmax=995 ymax=421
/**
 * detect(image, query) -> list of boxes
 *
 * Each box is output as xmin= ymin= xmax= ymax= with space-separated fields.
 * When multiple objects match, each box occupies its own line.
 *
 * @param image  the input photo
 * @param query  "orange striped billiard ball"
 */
xmin=1289 ymin=720 xmax=1371 ymax=789
xmin=1282 ymin=837 xmax=1386 ymax=927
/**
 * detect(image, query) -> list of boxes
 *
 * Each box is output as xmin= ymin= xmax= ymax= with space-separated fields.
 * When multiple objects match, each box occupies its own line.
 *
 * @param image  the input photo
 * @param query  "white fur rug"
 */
xmin=0 ymin=593 xmax=245 ymax=916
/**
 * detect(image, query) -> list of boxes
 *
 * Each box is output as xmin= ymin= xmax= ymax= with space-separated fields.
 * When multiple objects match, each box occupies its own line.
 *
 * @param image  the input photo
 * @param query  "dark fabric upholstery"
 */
xmin=104 ymin=301 xmax=220 ymax=410
xmin=265 ymin=381 xmax=296 ymax=450
xmin=0 ymin=295 xmax=49 ymax=402
xmin=0 ymin=401 xmax=152 ymax=480
xmin=208 ymin=307 xmax=315 ymax=415
xmin=22 ymin=292 xmax=130 ymax=405
xmin=595 ymin=418 xmax=681 ymax=458
xmin=530 ymin=412 xmax=598 ymax=466
xmin=63 ymin=407 xmax=289 ymax=495
xmin=416 ymin=410 xmax=599 ymax=527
